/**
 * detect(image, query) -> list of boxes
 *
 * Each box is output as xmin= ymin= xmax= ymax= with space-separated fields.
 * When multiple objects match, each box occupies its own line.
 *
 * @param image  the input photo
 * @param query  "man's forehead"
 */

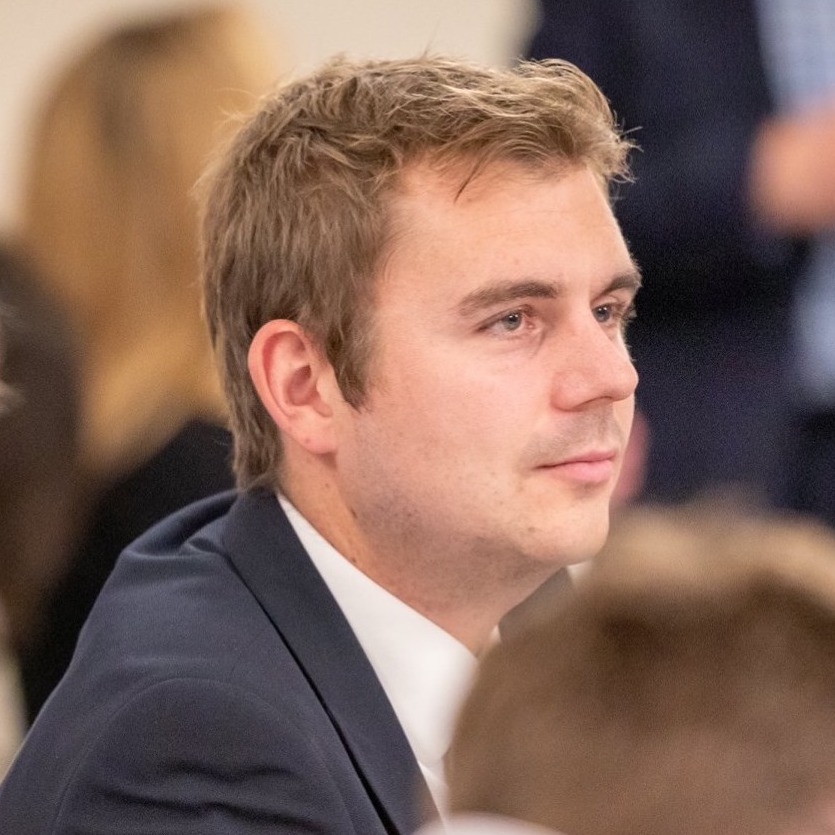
xmin=383 ymin=158 xmax=608 ymax=256
xmin=379 ymin=162 xmax=632 ymax=293
xmin=394 ymin=155 xmax=579 ymax=204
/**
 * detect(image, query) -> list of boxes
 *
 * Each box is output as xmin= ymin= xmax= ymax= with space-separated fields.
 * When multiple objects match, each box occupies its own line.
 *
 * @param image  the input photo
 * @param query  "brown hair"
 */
xmin=21 ymin=5 xmax=275 ymax=478
xmin=199 ymin=55 xmax=631 ymax=489
xmin=449 ymin=505 xmax=835 ymax=835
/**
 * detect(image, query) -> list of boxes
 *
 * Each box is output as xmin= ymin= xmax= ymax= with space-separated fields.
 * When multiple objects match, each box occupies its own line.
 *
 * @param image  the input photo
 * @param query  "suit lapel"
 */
xmin=221 ymin=488 xmax=428 ymax=835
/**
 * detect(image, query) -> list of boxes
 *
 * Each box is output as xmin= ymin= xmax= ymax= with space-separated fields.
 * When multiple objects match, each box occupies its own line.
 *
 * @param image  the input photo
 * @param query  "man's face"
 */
xmin=330 ymin=161 xmax=639 ymax=595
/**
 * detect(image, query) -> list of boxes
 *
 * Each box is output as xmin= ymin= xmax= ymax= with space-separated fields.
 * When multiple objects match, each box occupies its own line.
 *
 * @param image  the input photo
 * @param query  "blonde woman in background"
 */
xmin=21 ymin=3 xmax=276 ymax=478
xmin=17 ymin=4 xmax=278 ymax=721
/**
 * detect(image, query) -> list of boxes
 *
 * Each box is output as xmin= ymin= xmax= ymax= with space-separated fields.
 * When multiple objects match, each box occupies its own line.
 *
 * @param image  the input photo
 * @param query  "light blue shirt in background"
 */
xmin=757 ymin=0 xmax=835 ymax=408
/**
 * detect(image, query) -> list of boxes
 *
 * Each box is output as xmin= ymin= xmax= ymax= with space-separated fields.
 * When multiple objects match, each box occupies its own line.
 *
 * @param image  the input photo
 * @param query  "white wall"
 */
xmin=0 ymin=0 xmax=538 ymax=235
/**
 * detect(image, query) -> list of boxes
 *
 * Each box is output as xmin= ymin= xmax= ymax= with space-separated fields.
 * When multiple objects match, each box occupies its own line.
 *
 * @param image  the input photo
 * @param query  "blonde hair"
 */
xmin=199 ymin=55 xmax=632 ymax=489
xmin=21 ymin=5 xmax=276 ymax=477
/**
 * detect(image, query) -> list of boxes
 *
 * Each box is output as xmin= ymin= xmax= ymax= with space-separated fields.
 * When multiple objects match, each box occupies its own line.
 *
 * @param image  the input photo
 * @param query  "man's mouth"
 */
xmin=538 ymin=448 xmax=618 ymax=484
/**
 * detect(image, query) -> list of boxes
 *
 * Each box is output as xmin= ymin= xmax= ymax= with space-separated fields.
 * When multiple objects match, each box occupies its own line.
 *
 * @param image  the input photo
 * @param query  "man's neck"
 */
xmin=279 ymin=468 xmax=556 ymax=654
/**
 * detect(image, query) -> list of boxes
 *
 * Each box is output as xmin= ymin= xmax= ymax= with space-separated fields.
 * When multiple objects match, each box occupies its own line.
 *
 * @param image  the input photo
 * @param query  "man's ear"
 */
xmin=248 ymin=320 xmax=340 ymax=455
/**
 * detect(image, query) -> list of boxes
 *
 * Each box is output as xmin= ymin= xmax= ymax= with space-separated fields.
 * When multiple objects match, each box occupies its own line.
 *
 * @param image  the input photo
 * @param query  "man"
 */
xmin=425 ymin=503 xmax=835 ymax=835
xmin=0 ymin=56 xmax=639 ymax=833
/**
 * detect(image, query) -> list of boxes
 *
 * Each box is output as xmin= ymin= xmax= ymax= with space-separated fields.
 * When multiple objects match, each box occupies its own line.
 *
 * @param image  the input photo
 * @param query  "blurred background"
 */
xmin=0 ymin=0 xmax=538 ymax=235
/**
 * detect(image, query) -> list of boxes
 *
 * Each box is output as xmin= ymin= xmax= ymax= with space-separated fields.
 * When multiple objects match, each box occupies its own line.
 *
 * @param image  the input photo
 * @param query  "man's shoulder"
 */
xmin=127 ymin=487 xmax=240 ymax=555
xmin=118 ymin=487 xmax=290 ymax=577
xmin=91 ymin=488 xmax=297 ymax=661
xmin=33 ymin=485 xmax=343 ymax=712
xmin=0 ymin=488 xmax=378 ymax=832
xmin=0 ymin=487 xmax=423 ymax=835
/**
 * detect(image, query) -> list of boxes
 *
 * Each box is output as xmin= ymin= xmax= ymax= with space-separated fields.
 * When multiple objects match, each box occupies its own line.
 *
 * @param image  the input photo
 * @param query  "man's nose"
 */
xmin=549 ymin=319 xmax=638 ymax=411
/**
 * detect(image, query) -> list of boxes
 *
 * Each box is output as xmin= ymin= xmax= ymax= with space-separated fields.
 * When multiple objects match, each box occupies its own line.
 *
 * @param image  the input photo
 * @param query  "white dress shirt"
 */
xmin=414 ymin=812 xmax=565 ymax=835
xmin=278 ymin=495 xmax=479 ymax=813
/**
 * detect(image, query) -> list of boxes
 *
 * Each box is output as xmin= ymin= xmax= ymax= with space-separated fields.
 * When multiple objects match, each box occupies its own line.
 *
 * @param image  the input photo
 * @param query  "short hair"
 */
xmin=447 ymin=507 xmax=835 ymax=835
xmin=199 ymin=55 xmax=631 ymax=489
xmin=21 ymin=5 xmax=274 ymax=477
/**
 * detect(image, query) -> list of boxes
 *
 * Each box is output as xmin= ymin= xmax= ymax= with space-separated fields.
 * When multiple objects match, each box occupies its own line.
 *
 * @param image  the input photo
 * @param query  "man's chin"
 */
xmin=556 ymin=517 xmax=611 ymax=566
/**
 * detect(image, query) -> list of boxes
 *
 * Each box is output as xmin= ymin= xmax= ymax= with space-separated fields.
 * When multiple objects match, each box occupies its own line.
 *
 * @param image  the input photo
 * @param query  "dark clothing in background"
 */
xmin=784 ymin=412 xmax=835 ymax=529
xmin=527 ymin=0 xmax=807 ymax=505
xmin=20 ymin=418 xmax=234 ymax=722
xmin=0 ymin=245 xmax=83 ymax=655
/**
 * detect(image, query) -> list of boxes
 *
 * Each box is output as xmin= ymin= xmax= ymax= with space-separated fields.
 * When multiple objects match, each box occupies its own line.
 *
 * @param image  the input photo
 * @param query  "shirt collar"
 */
xmin=277 ymin=494 xmax=478 ymax=775
xmin=416 ymin=813 xmax=566 ymax=835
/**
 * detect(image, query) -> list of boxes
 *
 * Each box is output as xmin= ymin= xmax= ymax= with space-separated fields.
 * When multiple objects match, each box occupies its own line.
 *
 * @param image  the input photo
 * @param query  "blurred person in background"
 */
xmin=425 ymin=499 xmax=835 ymax=835
xmin=526 ymin=1 xmax=835 ymax=522
xmin=0 ymin=243 xmax=72 ymax=775
xmin=0 ymin=244 xmax=81 ymax=662
xmin=16 ymin=4 xmax=278 ymax=720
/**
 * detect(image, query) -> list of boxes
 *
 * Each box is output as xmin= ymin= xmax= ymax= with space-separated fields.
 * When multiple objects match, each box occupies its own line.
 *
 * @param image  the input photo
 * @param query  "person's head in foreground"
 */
xmin=443 ymin=503 xmax=835 ymax=835
xmin=201 ymin=55 xmax=640 ymax=651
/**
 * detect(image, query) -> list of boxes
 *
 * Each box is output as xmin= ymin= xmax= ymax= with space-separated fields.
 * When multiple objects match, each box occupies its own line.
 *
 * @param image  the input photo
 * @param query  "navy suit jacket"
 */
xmin=0 ymin=490 xmax=429 ymax=834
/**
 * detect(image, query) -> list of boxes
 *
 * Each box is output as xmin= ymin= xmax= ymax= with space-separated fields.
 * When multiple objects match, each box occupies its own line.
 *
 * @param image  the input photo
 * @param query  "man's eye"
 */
xmin=498 ymin=311 xmax=524 ymax=331
xmin=479 ymin=306 xmax=536 ymax=337
xmin=594 ymin=303 xmax=636 ymax=324
xmin=593 ymin=302 xmax=638 ymax=336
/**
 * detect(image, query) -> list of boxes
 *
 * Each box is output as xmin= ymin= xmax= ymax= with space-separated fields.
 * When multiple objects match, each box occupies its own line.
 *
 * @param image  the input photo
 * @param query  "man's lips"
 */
xmin=537 ymin=449 xmax=619 ymax=484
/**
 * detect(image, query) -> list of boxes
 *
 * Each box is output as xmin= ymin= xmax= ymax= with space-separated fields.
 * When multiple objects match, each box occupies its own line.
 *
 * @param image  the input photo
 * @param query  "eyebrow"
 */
xmin=455 ymin=268 xmax=642 ymax=318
